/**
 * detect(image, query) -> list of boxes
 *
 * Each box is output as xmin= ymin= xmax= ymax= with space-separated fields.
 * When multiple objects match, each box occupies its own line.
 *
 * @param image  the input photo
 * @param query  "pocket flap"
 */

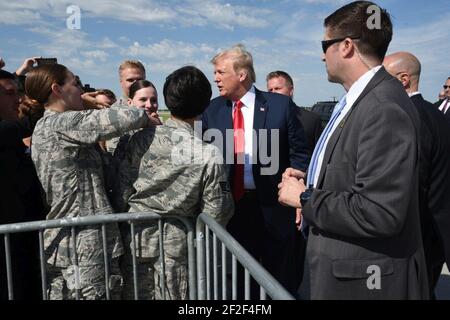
xmin=332 ymin=258 xmax=394 ymax=279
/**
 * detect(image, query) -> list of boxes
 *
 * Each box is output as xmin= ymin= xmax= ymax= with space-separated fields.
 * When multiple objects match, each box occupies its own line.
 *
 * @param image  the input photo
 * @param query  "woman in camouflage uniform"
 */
xmin=113 ymin=80 xmax=160 ymax=163
xmin=25 ymin=64 xmax=159 ymax=299
xmin=115 ymin=66 xmax=234 ymax=300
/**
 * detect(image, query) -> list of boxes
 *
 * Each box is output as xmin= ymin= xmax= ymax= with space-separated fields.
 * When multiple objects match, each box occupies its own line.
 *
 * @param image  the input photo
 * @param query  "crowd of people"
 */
xmin=1 ymin=0 xmax=450 ymax=300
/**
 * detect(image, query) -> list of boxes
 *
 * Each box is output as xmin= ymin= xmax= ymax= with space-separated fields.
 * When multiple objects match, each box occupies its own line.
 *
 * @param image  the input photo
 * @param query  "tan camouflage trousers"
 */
xmin=46 ymin=258 xmax=123 ymax=300
xmin=120 ymin=253 xmax=188 ymax=300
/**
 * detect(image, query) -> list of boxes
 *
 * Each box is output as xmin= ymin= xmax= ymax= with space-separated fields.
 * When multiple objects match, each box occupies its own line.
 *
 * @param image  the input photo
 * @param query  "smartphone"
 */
xmin=36 ymin=58 xmax=57 ymax=66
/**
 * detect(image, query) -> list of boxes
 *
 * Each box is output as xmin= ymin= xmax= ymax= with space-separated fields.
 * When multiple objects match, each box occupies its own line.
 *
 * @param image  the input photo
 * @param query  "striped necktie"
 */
xmin=307 ymin=95 xmax=347 ymax=189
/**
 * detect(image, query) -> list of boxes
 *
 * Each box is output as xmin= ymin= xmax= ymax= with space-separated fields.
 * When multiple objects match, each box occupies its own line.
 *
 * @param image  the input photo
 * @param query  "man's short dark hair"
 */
xmin=324 ymin=1 xmax=393 ymax=60
xmin=0 ymin=69 xmax=16 ymax=81
xmin=163 ymin=66 xmax=212 ymax=119
xmin=266 ymin=71 xmax=294 ymax=87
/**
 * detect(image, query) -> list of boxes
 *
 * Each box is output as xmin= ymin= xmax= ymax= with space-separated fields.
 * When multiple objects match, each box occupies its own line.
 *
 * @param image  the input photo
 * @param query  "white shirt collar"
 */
xmin=346 ymin=65 xmax=382 ymax=108
xmin=408 ymin=91 xmax=421 ymax=98
xmin=234 ymin=85 xmax=256 ymax=109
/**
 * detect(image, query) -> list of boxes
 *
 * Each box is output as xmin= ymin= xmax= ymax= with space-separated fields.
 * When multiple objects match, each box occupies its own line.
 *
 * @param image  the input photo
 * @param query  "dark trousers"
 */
xmin=428 ymin=257 xmax=445 ymax=300
xmin=0 ymin=232 xmax=42 ymax=300
xmin=226 ymin=191 xmax=305 ymax=298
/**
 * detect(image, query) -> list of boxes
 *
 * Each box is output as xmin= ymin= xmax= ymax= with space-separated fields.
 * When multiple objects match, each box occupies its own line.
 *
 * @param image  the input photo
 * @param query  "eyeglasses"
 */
xmin=443 ymin=85 xmax=450 ymax=89
xmin=321 ymin=36 xmax=360 ymax=54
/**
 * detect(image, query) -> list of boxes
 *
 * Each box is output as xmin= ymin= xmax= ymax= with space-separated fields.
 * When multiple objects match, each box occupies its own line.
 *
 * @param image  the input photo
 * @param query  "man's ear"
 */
xmin=238 ymin=69 xmax=248 ymax=82
xmin=341 ymin=38 xmax=355 ymax=59
xmin=127 ymin=98 xmax=133 ymax=106
xmin=399 ymin=73 xmax=411 ymax=88
xmin=289 ymin=86 xmax=294 ymax=98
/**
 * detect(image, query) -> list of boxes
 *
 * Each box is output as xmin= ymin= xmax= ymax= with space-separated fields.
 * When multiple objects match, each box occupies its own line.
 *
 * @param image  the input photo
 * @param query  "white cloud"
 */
xmin=124 ymin=39 xmax=215 ymax=61
xmin=0 ymin=0 xmax=273 ymax=30
xmin=79 ymin=0 xmax=177 ymax=23
xmin=0 ymin=10 xmax=41 ymax=25
xmin=0 ymin=0 xmax=177 ymax=23
xmin=97 ymin=37 xmax=119 ymax=49
xmin=176 ymin=0 xmax=272 ymax=30
xmin=118 ymin=36 xmax=130 ymax=43
xmin=80 ymin=50 xmax=109 ymax=61
xmin=29 ymin=27 xmax=89 ymax=59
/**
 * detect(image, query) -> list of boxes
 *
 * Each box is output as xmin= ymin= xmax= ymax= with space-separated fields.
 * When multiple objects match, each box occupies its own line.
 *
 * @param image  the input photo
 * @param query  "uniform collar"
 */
xmin=165 ymin=117 xmax=197 ymax=134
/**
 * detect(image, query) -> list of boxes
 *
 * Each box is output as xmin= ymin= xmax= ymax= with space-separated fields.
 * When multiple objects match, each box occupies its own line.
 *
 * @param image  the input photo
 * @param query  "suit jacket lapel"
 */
xmin=253 ymin=88 xmax=268 ymax=132
xmin=220 ymin=99 xmax=234 ymax=181
xmin=317 ymin=67 xmax=391 ymax=187
xmin=247 ymin=88 xmax=268 ymax=178
xmin=224 ymin=99 xmax=233 ymax=130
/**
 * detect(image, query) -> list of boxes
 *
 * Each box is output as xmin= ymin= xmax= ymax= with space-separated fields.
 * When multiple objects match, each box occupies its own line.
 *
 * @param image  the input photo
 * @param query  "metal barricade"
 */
xmin=196 ymin=213 xmax=295 ymax=300
xmin=0 ymin=212 xmax=196 ymax=300
xmin=1 ymin=211 xmax=294 ymax=300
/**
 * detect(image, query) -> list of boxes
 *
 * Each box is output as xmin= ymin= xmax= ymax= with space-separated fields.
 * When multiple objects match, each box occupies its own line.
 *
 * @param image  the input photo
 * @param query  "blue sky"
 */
xmin=1 ymin=0 xmax=449 ymax=108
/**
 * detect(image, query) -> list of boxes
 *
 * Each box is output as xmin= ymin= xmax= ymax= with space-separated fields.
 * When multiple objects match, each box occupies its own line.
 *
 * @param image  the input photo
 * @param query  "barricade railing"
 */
xmin=196 ymin=213 xmax=295 ymax=300
xmin=0 ymin=212 xmax=196 ymax=300
xmin=1 ymin=211 xmax=294 ymax=300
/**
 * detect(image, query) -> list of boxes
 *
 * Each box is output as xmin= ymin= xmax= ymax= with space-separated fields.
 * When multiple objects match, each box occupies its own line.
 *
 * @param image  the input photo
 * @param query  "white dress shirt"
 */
xmin=232 ymin=86 xmax=256 ymax=190
xmin=312 ymin=66 xmax=382 ymax=187
xmin=438 ymin=98 xmax=450 ymax=114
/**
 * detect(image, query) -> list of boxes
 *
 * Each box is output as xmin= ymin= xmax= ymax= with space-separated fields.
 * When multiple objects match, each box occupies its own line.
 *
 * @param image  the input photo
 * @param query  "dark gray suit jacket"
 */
xmin=412 ymin=94 xmax=450 ymax=295
xmin=303 ymin=67 xmax=429 ymax=300
xmin=434 ymin=99 xmax=450 ymax=124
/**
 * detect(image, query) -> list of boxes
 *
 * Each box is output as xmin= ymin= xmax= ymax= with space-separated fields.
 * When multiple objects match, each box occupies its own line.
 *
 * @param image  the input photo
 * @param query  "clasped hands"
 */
xmin=278 ymin=168 xmax=306 ymax=230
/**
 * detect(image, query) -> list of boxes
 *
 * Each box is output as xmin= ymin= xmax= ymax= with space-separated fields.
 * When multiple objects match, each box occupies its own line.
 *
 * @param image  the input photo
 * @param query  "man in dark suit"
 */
xmin=278 ymin=1 xmax=429 ymax=299
xmin=202 ymin=44 xmax=310 ymax=296
xmin=0 ymin=69 xmax=47 ymax=299
xmin=434 ymin=77 xmax=450 ymax=109
xmin=434 ymin=77 xmax=450 ymax=124
xmin=266 ymin=70 xmax=323 ymax=156
xmin=384 ymin=51 xmax=450 ymax=298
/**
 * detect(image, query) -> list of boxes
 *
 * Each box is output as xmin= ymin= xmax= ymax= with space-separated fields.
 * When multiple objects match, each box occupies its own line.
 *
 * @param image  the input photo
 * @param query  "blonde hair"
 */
xmin=211 ymin=44 xmax=256 ymax=83
xmin=118 ymin=60 xmax=146 ymax=76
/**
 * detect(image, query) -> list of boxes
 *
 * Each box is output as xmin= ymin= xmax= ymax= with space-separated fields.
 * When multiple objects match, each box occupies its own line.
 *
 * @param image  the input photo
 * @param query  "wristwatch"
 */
xmin=300 ymin=188 xmax=314 ymax=208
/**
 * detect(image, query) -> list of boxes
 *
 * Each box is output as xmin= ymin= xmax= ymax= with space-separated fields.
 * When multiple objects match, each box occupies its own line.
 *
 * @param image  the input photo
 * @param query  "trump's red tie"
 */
xmin=233 ymin=100 xmax=245 ymax=201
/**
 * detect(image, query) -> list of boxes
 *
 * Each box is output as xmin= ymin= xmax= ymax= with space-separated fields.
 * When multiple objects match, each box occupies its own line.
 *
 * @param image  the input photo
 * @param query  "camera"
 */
xmin=82 ymin=84 xmax=96 ymax=93
xmin=36 ymin=58 xmax=57 ymax=66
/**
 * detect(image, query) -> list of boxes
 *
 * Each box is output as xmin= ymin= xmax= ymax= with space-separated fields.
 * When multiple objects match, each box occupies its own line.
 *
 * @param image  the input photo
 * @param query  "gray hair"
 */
xmin=211 ymin=44 xmax=256 ymax=83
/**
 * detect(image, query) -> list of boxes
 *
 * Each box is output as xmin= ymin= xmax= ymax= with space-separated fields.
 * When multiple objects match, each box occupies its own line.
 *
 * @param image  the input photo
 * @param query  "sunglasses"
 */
xmin=443 ymin=85 xmax=450 ymax=89
xmin=322 ymin=36 xmax=360 ymax=54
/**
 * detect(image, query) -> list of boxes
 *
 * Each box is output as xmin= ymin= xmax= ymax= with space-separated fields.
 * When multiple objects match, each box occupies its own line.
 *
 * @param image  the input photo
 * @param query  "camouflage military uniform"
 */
xmin=114 ymin=118 xmax=234 ymax=300
xmin=105 ymin=99 xmax=129 ymax=155
xmin=31 ymin=107 xmax=151 ymax=300
xmin=105 ymin=99 xmax=141 ymax=207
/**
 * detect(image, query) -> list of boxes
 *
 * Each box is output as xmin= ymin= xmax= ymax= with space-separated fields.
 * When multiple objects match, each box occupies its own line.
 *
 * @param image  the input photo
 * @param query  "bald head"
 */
xmin=383 ymin=51 xmax=421 ymax=93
